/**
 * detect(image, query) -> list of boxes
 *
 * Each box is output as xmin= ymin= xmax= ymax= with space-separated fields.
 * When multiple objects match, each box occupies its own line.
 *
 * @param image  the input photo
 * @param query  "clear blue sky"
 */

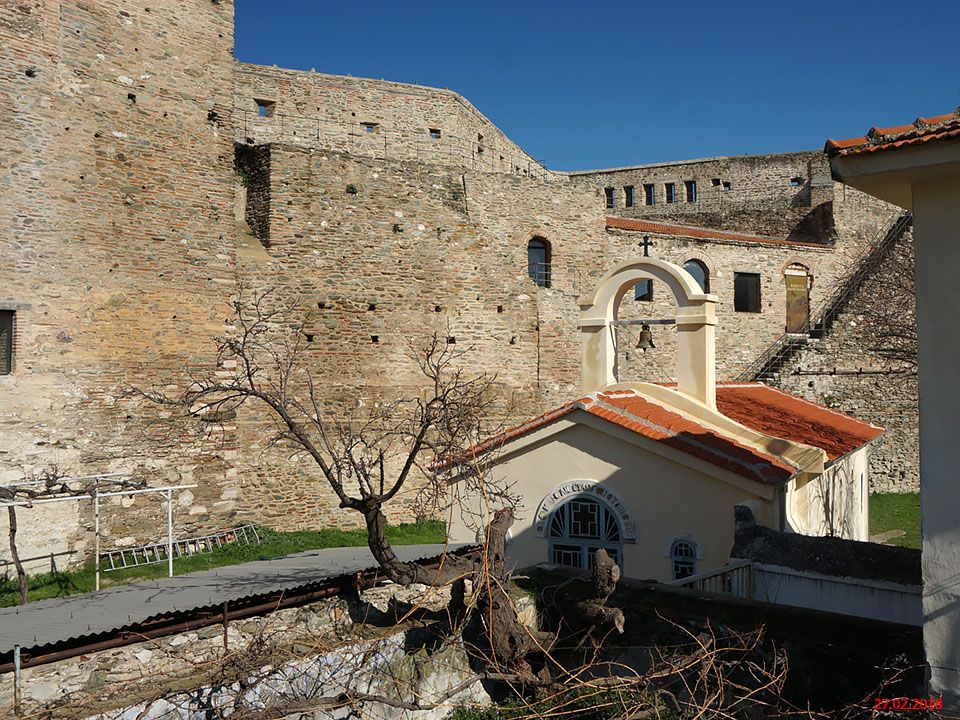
xmin=235 ymin=0 xmax=959 ymax=171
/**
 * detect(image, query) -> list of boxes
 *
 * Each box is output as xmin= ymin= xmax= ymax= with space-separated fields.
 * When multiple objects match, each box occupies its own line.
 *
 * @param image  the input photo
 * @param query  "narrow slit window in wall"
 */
xmin=665 ymin=183 xmax=676 ymax=203
xmin=604 ymin=187 xmax=615 ymax=208
xmin=685 ymin=180 xmax=697 ymax=203
xmin=0 ymin=310 xmax=13 ymax=375
xmin=624 ymin=185 xmax=635 ymax=208
xmin=527 ymin=237 xmax=551 ymax=288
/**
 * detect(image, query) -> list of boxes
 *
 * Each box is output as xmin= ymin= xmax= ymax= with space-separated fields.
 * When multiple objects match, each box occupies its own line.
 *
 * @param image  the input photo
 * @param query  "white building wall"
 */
xmin=753 ymin=562 xmax=922 ymax=626
xmin=784 ymin=447 xmax=870 ymax=541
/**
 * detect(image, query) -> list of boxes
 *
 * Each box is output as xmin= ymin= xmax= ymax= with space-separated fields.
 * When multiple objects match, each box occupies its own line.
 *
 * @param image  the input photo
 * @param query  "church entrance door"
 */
xmin=785 ymin=269 xmax=810 ymax=334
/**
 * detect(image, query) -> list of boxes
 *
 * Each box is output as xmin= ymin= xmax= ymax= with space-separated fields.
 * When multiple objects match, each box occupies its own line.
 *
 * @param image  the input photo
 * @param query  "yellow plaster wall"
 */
xmin=448 ymin=418 xmax=773 ymax=582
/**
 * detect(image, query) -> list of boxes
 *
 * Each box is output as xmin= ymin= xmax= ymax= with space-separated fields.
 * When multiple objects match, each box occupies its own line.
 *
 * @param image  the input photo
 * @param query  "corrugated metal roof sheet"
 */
xmin=0 ymin=543 xmax=466 ymax=655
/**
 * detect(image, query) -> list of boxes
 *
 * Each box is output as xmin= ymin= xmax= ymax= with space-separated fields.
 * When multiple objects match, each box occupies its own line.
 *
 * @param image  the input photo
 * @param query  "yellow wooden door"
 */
xmin=785 ymin=273 xmax=809 ymax=333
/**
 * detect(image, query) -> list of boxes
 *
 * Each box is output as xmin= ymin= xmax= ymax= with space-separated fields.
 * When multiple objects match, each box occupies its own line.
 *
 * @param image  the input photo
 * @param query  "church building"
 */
xmin=447 ymin=258 xmax=884 ymax=581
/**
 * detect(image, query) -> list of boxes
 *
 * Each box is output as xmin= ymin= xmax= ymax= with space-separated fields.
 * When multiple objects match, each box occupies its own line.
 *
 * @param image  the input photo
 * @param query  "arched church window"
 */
xmin=548 ymin=496 xmax=622 ymax=570
xmin=527 ymin=237 xmax=551 ymax=288
xmin=671 ymin=539 xmax=698 ymax=580
xmin=683 ymin=259 xmax=709 ymax=293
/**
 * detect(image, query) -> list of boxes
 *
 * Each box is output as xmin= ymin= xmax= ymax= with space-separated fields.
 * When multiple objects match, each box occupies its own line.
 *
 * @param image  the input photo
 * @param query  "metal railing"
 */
xmin=735 ymin=212 xmax=913 ymax=382
xmin=670 ymin=558 xmax=754 ymax=599
xmin=528 ymin=262 xmax=552 ymax=288
xmin=233 ymin=108 xmax=554 ymax=182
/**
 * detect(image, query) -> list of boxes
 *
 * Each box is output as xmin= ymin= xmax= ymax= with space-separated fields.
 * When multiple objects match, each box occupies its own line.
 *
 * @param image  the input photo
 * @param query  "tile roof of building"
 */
xmin=714 ymin=383 xmax=884 ymax=462
xmin=460 ymin=383 xmax=883 ymax=485
xmin=826 ymin=109 xmax=960 ymax=158
xmin=605 ymin=217 xmax=827 ymax=248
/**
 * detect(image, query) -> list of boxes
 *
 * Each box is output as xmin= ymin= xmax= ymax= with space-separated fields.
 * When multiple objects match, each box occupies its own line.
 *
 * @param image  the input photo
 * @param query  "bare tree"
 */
xmin=857 ymin=230 xmax=917 ymax=368
xmin=133 ymin=291 xmax=623 ymax=683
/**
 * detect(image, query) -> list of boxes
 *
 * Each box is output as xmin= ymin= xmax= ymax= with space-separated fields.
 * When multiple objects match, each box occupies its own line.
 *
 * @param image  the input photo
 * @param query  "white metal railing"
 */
xmin=670 ymin=558 xmax=753 ymax=599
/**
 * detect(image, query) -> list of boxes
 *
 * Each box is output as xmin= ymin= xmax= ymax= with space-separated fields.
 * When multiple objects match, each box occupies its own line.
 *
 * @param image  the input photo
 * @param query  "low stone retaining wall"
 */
xmin=1 ymin=582 xmax=535 ymax=719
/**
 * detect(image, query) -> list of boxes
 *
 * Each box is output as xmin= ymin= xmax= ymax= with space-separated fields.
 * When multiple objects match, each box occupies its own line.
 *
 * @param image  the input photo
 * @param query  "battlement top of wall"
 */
xmin=236 ymin=62 xmax=497 ymax=125
xmin=562 ymin=149 xmax=825 ymax=176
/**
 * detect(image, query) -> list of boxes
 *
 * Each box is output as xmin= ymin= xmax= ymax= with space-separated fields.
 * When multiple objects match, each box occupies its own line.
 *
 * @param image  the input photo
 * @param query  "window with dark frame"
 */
xmin=722 ymin=181 xmax=732 ymax=192
xmin=255 ymin=99 xmax=276 ymax=118
xmin=634 ymin=280 xmax=653 ymax=302
xmin=527 ymin=237 xmax=551 ymax=288
xmin=665 ymin=183 xmax=676 ymax=203
xmin=711 ymin=178 xmax=721 ymax=187
xmin=429 ymin=128 xmax=441 ymax=140
xmin=734 ymin=272 xmax=762 ymax=312
xmin=684 ymin=180 xmax=697 ymax=203
xmin=624 ymin=185 xmax=635 ymax=208
xmin=362 ymin=122 xmax=378 ymax=134
xmin=643 ymin=184 xmax=655 ymax=206
xmin=671 ymin=539 xmax=697 ymax=580
xmin=790 ymin=176 xmax=803 ymax=187
xmin=604 ymin=187 xmax=615 ymax=208
xmin=549 ymin=497 xmax=622 ymax=571
xmin=0 ymin=310 xmax=13 ymax=375
xmin=683 ymin=259 xmax=709 ymax=293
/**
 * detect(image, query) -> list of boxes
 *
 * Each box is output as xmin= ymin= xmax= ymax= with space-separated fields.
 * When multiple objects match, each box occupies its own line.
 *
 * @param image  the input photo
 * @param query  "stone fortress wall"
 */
xmin=0 ymin=0 xmax=241 ymax=571
xmin=0 ymin=0 xmax=918 ymax=570
xmin=566 ymin=151 xmax=836 ymax=241
xmin=233 ymin=63 xmax=554 ymax=182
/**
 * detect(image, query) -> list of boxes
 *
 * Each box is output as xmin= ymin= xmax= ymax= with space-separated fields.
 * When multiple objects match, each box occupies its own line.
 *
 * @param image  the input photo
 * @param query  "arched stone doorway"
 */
xmin=784 ymin=263 xmax=811 ymax=334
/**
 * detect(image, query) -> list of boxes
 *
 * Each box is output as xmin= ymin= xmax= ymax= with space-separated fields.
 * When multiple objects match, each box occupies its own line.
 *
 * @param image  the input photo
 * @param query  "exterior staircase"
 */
xmin=735 ymin=212 xmax=913 ymax=383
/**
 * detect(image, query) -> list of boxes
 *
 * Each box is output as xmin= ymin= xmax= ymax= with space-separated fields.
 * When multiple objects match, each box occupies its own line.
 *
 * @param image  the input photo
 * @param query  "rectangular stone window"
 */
xmin=643 ymin=184 xmax=655 ymax=206
xmin=634 ymin=280 xmax=653 ymax=302
xmin=711 ymin=178 xmax=721 ymax=187
xmin=722 ymin=181 xmax=732 ymax=192
xmin=684 ymin=180 xmax=697 ymax=203
xmin=255 ymin=99 xmax=276 ymax=118
xmin=429 ymin=128 xmax=441 ymax=139
xmin=362 ymin=122 xmax=379 ymax=134
xmin=790 ymin=176 xmax=803 ymax=187
xmin=604 ymin=187 xmax=615 ymax=208
xmin=477 ymin=133 xmax=484 ymax=154
xmin=624 ymin=185 xmax=635 ymax=208
xmin=665 ymin=183 xmax=676 ymax=204
xmin=0 ymin=310 xmax=13 ymax=375
xmin=734 ymin=272 xmax=762 ymax=313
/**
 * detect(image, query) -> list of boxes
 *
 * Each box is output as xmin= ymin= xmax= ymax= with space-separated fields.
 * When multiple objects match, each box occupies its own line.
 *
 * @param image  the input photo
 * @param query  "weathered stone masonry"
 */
xmin=0 ymin=0 xmax=918 ymax=567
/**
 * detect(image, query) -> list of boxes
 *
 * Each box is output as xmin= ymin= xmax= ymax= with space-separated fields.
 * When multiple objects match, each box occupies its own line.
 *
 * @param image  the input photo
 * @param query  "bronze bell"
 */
xmin=636 ymin=324 xmax=655 ymax=351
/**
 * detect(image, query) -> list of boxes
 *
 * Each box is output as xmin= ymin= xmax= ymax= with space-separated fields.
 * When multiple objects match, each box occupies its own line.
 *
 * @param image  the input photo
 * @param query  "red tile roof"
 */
xmin=606 ymin=217 xmax=828 ymax=249
xmin=826 ymin=109 xmax=960 ymax=158
xmin=714 ymin=383 xmax=884 ymax=462
xmin=455 ymin=384 xmax=883 ymax=485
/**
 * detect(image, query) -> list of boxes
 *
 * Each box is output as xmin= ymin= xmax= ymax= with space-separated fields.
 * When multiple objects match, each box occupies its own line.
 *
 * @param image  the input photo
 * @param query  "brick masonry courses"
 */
xmin=1 ymin=0 xmax=918 ymax=570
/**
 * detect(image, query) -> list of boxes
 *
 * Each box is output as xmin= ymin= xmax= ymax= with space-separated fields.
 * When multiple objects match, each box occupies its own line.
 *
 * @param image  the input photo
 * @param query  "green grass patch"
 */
xmin=869 ymin=492 xmax=920 ymax=549
xmin=0 ymin=521 xmax=445 ymax=607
